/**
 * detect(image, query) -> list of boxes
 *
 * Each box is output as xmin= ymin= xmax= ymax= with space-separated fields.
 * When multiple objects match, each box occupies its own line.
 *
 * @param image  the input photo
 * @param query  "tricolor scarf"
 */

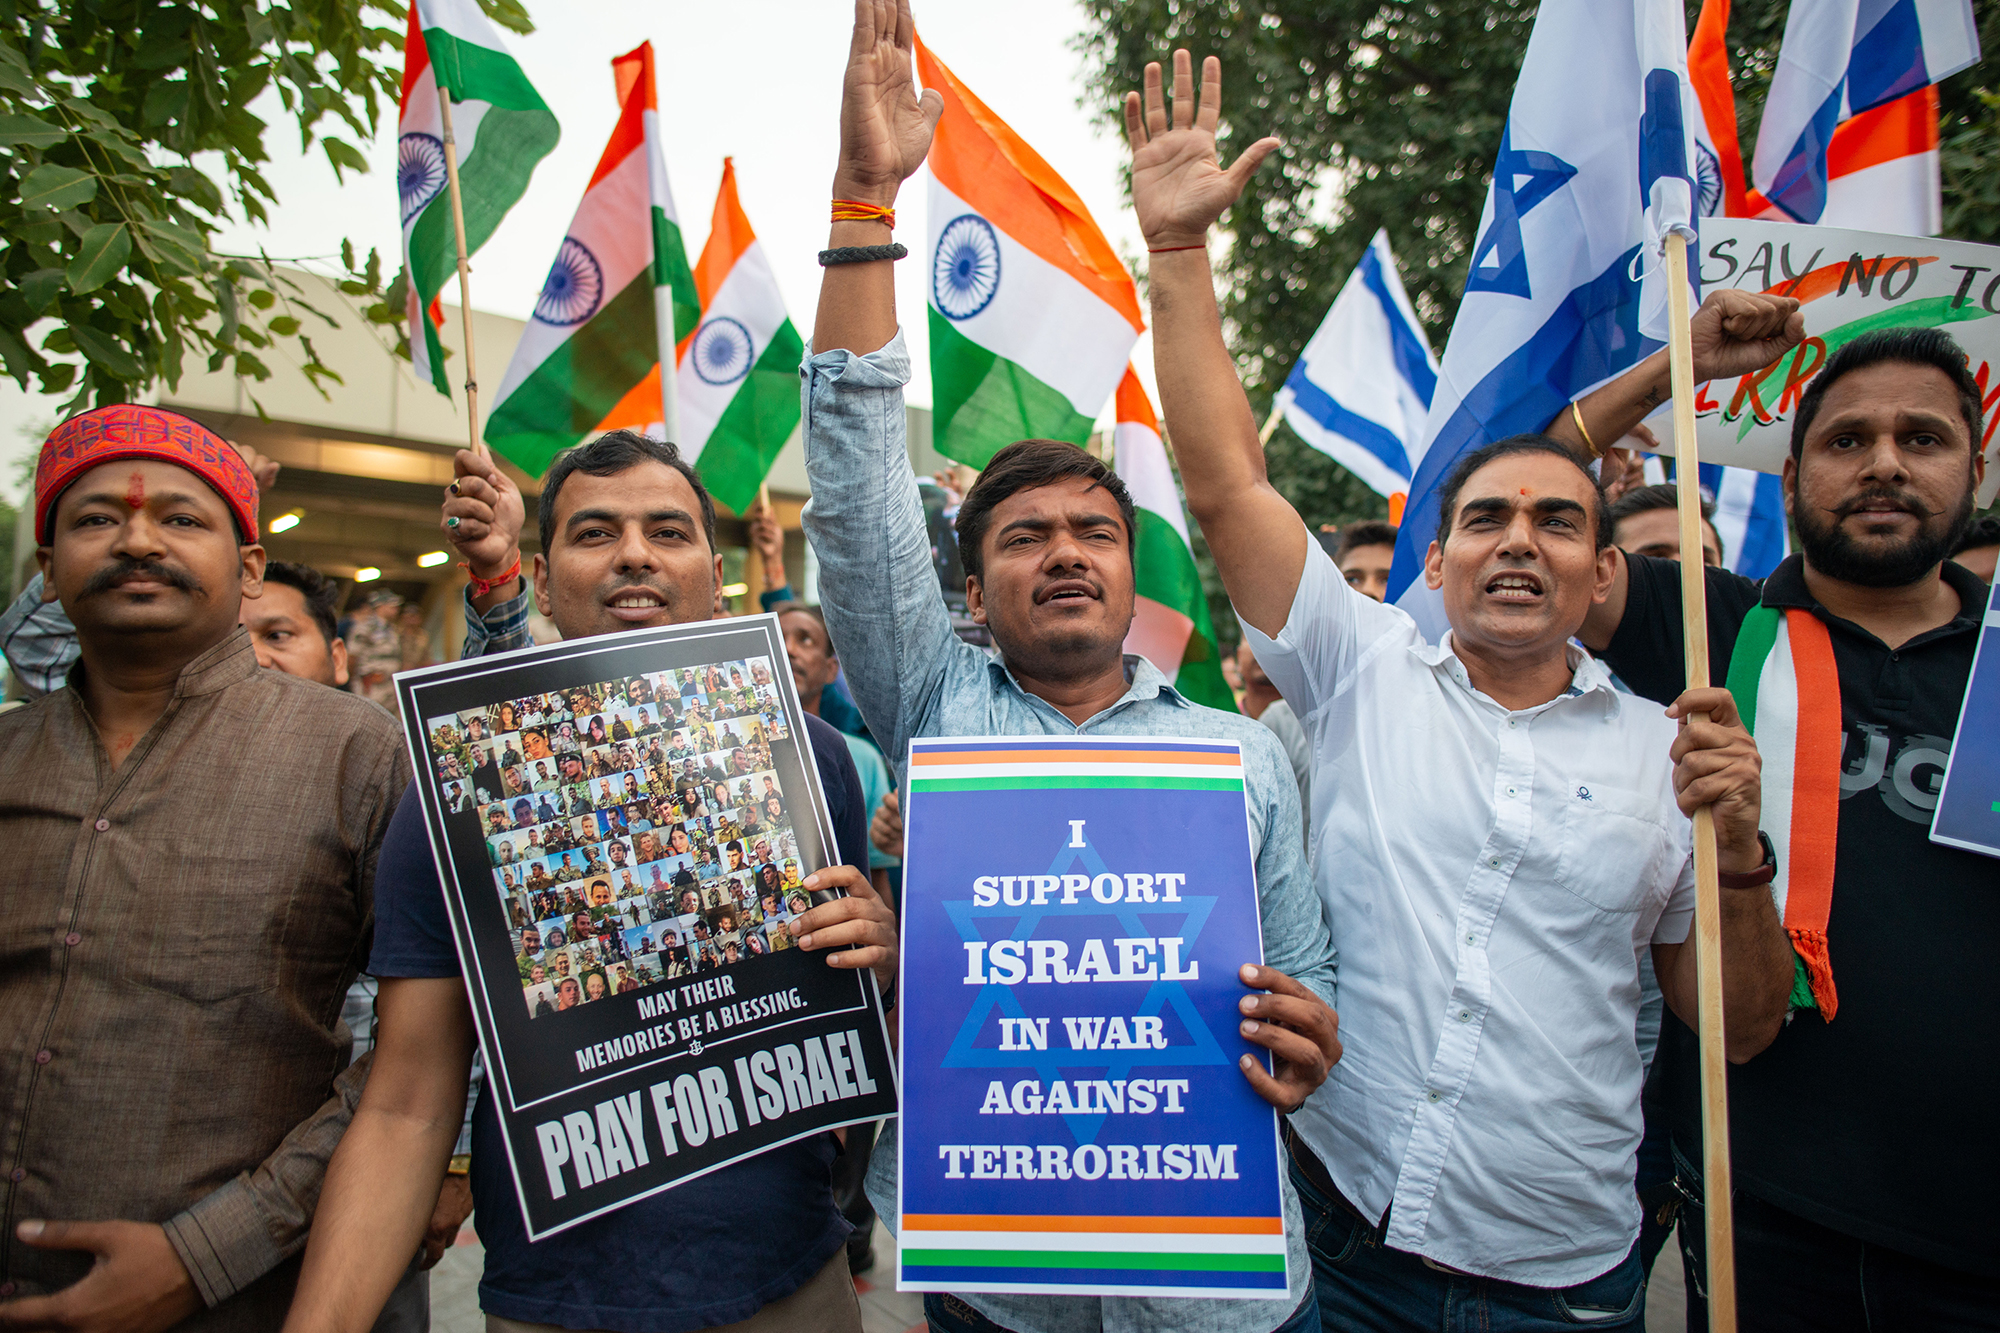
xmin=1726 ymin=604 xmax=1841 ymax=1019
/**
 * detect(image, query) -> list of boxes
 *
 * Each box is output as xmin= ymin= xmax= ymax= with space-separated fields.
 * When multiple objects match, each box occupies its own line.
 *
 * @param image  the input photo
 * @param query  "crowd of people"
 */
xmin=1 ymin=3 xmax=1993 ymax=1332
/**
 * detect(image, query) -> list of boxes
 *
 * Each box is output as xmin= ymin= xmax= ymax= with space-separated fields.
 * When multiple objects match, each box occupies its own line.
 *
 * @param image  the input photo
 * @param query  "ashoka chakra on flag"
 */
xmin=398 ymin=133 xmax=447 ymax=225
xmin=534 ymin=238 xmax=604 ymax=327
xmin=691 ymin=315 xmax=754 ymax=386
xmin=932 ymin=213 xmax=1001 ymax=320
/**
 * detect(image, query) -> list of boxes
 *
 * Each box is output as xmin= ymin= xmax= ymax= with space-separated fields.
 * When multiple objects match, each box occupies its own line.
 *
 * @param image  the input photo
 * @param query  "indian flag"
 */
xmin=914 ymin=35 xmax=1143 ymax=467
xmin=1113 ymin=368 xmax=1234 ymax=712
xmin=396 ymin=0 xmax=557 ymax=396
xmin=676 ymin=158 xmax=804 ymax=515
xmin=486 ymin=41 xmax=698 ymax=475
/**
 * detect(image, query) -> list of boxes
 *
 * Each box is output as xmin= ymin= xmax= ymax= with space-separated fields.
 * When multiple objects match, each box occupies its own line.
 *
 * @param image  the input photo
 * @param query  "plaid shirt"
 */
xmin=0 ymin=575 xmax=78 ymax=698
xmin=460 ymin=581 xmax=534 ymax=658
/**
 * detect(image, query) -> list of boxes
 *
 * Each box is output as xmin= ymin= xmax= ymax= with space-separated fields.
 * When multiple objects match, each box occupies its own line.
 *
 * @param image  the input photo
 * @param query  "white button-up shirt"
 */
xmin=1242 ymin=543 xmax=1696 ymax=1287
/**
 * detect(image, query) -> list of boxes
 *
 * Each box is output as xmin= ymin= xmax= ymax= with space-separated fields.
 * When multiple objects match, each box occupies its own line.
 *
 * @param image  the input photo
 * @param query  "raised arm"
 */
xmin=1550 ymin=289 xmax=1803 ymax=649
xmin=1127 ymin=52 xmax=1299 ymax=636
xmin=800 ymin=0 xmax=954 ymax=766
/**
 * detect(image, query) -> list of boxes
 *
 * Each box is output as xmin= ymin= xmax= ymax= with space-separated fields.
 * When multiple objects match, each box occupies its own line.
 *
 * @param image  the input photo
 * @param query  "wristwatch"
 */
xmin=1715 ymin=830 xmax=1777 ymax=890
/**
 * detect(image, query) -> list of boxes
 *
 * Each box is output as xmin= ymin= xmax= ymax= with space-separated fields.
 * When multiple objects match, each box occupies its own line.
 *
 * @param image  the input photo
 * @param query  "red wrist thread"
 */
xmin=832 ymin=199 xmax=896 ymax=228
xmin=461 ymin=555 xmax=521 ymax=599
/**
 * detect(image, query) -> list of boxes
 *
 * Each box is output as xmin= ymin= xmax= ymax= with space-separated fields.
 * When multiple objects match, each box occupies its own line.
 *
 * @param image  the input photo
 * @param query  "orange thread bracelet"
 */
xmin=461 ymin=555 xmax=521 ymax=598
xmin=832 ymin=199 xmax=896 ymax=228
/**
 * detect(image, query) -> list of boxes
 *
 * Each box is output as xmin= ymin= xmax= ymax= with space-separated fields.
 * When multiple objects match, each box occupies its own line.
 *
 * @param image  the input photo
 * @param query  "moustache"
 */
xmin=80 ymin=558 xmax=201 ymax=598
xmin=1823 ymin=488 xmax=1949 ymax=521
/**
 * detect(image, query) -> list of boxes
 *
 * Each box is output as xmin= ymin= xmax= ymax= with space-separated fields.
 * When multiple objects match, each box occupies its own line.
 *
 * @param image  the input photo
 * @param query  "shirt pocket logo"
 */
xmin=1550 ymin=785 xmax=1671 ymax=914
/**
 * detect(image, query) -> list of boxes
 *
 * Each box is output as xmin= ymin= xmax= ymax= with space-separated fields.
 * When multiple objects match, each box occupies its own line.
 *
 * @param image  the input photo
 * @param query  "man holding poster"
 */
xmin=282 ymin=430 xmax=898 ymax=1333
xmin=801 ymin=4 xmax=1338 ymax=1330
xmin=1129 ymin=48 xmax=1793 ymax=1331
xmin=1560 ymin=317 xmax=2000 ymax=1322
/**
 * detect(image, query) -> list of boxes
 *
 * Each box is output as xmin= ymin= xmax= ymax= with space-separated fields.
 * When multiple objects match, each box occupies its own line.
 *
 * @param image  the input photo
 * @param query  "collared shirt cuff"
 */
xmin=460 ymin=582 xmax=534 ymax=658
xmin=802 ymin=329 xmax=911 ymax=387
xmin=161 ymin=1177 xmax=291 ymax=1307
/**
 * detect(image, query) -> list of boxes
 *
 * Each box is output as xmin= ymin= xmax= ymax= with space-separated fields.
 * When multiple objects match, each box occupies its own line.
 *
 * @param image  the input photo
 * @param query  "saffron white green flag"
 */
xmin=676 ymin=158 xmax=804 ymax=515
xmin=1114 ymin=367 xmax=1234 ymax=712
xmin=915 ymin=34 xmax=1143 ymax=467
xmin=487 ymin=41 xmax=698 ymax=475
xmin=396 ymin=0 xmax=557 ymax=396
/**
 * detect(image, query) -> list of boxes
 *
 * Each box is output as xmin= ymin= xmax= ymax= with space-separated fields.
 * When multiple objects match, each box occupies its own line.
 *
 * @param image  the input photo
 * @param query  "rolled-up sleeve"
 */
xmin=160 ymin=1050 xmax=370 ymax=1305
xmin=799 ymin=331 xmax=960 ymax=765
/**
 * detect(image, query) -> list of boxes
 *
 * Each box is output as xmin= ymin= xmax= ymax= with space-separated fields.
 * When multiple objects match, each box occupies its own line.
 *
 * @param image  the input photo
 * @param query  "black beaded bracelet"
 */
xmin=818 ymin=243 xmax=907 ymax=266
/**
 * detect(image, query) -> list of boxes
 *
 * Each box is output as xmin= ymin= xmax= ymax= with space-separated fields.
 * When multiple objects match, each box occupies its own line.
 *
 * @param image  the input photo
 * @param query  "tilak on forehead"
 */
xmin=34 ymin=404 xmax=260 ymax=544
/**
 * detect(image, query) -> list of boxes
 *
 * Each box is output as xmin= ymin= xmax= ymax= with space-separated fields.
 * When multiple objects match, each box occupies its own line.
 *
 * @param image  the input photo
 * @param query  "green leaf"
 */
xmin=0 ymin=321 xmax=42 ymax=387
xmin=0 ymin=113 xmax=64 ymax=148
xmin=341 ymin=237 xmax=355 ymax=271
xmin=135 ymin=218 xmax=205 ymax=275
xmin=141 ymin=80 xmax=192 ymax=130
xmin=66 ymin=222 xmax=130 ymax=294
xmin=321 ymin=135 xmax=368 ymax=181
xmin=0 ymin=42 xmax=39 ymax=98
xmin=164 ymin=165 xmax=223 ymax=216
xmin=38 ymin=361 xmax=76 ymax=393
xmin=246 ymin=286 xmax=275 ymax=310
xmin=18 ymin=163 xmax=96 ymax=211
xmin=214 ymin=277 xmax=239 ymax=346
xmin=67 ymin=323 xmax=145 ymax=380
xmin=234 ymin=349 xmax=269 ymax=380
xmin=18 ymin=267 xmax=63 ymax=314
xmin=267 ymin=314 xmax=298 ymax=335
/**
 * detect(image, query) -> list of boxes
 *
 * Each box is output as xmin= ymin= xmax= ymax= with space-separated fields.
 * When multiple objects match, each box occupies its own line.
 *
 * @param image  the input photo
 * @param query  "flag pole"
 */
xmin=1664 ymin=229 xmax=1738 ymax=1332
xmin=1258 ymin=402 xmax=1284 ymax=446
xmin=436 ymin=87 xmax=487 ymax=462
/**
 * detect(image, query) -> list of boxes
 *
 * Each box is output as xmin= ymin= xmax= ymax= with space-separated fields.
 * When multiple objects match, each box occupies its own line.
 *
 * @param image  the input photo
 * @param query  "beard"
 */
xmin=1795 ymin=484 xmax=1975 ymax=588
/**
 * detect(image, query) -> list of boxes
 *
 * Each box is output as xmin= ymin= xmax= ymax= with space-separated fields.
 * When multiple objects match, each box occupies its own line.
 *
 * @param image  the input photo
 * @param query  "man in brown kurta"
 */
xmin=0 ymin=405 xmax=409 ymax=1331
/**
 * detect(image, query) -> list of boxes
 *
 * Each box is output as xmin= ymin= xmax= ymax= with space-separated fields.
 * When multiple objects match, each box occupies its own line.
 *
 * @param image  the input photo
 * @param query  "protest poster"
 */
xmin=1931 ymin=578 xmax=2000 ymax=859
xmin=398 ymin=615 xmax=896 ymax=1240
xmin=895 ymin=736 xmax=1287 ymax=1300
xmin=1650 ymin=218 xmax=2000 ymax=506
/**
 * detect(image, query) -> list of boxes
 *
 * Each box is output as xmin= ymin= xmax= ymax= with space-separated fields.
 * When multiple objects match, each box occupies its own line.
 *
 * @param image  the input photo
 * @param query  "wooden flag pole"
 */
xmin=436 ymin=87 xmax=487 ymax=461
xmin=1664 ymin=229 xmax=1738 ymax=1332
xmin=1258 ymin=402 xmax=1284 ymax=446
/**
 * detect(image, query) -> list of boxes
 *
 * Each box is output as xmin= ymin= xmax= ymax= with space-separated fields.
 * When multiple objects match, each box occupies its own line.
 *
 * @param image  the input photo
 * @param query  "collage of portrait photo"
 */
xmin=424 ymin=655 xmax=822 ymax=1019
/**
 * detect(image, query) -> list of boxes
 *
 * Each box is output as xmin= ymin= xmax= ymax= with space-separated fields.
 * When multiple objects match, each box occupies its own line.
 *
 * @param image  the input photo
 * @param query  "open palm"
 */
xmin=1125 ymin=51 xmax=1279 ymax=250
xmin=834 ymin=0 xmax=942 ymax=204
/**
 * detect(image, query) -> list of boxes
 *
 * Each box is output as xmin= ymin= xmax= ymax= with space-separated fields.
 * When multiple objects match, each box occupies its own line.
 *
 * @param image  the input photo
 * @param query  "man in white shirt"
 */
xmin=1126 ymin=50 xmax=1796 ymax=1329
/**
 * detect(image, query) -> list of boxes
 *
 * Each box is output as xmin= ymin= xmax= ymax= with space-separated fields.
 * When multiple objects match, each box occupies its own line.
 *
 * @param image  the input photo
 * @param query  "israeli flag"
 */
xmin=1702 ymin=462 xmax=1790 ymax=580
xmin=1753 ymin=0 xmax=1979 ymax=223
xmin=1390 ymin=0 xmax=1701 ymax=639
xmin=1272 ymin=230 xmax=1437 ymax=499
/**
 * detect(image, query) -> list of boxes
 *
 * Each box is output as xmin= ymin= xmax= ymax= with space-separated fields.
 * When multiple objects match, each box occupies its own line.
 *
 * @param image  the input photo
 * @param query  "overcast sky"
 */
xmin=0 ymin=0 xmax=1178 ymax=495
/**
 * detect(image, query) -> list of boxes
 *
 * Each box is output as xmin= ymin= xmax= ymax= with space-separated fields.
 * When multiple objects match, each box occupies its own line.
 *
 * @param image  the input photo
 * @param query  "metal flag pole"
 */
xmin=1664 ymin=228 xmax=1738 ymax=1332
xmin=436 ymin=86 xmax=487 ymax=461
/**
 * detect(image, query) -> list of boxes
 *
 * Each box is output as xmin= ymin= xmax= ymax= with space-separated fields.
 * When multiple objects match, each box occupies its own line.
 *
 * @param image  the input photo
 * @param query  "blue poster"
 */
xmin=896 ymin=736 xmax=1287 ymax=1300
xmin=1932 ymin=578 xmax=2000 ymax=858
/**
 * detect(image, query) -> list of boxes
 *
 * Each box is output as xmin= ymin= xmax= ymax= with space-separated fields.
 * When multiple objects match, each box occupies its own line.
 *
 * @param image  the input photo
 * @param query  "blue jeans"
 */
xmin=1290 ymin=1157 xmax=1645 ymax=1332
xmin=924 ymin=1289 xmax=1322 ymax=1332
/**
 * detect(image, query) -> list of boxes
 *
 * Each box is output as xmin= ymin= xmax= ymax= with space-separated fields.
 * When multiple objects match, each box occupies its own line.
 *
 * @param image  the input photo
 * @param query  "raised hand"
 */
xmin=441 ymin=448 xmax=524 ymax=588
xmin=1690 ymin=289 xmax=1805 ymax=383
xmin=834 ymin=0 xmax=943 ymax=206
xmin=1123 ymin=50 xmax=1279 ymax=251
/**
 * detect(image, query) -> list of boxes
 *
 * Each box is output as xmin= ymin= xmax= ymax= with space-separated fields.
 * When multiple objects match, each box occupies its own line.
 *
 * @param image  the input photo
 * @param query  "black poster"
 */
xmin=398 ymin=615 xmax=898 ymax=1239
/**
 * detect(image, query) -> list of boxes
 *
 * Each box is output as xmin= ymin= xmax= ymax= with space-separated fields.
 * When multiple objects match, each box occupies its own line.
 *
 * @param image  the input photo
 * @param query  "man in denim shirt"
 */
xmin=797 ymin=6 xmax=1339 ymax=1331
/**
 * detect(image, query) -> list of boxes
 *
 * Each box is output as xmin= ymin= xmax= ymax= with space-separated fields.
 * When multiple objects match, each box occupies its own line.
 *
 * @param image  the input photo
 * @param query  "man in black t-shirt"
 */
xmin=1559 ymin=312 xmax=1995 ymax=1328
xmin=281 ymin=433 xmax=895 ymax=1333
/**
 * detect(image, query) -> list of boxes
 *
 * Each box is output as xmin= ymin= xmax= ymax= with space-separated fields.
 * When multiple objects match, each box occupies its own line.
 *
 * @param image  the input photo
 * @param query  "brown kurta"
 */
xmin=0 ymin=628 xmax=410 ymax=1328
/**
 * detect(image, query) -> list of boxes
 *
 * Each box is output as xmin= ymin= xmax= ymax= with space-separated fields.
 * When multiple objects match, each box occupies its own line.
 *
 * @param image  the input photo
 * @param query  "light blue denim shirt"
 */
xmin=801 ymin=330 xmax=1333 ymax=1333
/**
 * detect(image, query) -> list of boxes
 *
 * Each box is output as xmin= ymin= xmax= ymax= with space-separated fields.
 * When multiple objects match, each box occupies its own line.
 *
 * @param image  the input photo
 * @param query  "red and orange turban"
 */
xmin=34 ymin=405 xmax=260 ymax=544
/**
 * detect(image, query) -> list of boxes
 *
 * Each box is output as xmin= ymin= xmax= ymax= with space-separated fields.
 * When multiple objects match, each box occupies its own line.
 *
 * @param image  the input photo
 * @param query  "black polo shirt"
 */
xmin=1606 ymin=552 xmax=1994 ymax=1278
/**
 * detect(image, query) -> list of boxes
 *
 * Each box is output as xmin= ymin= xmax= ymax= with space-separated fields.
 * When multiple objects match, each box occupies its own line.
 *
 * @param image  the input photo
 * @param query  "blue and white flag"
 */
xmin=1701 ymin=463 xmax=1790 ymax=580
xmin=1390 ymin=0 xmax=1701 ymax=638
xmin=1752 ymin=0 xmax=1979 ymax=224
xmin=1273 ymin=229 xmax=1437 ymax=499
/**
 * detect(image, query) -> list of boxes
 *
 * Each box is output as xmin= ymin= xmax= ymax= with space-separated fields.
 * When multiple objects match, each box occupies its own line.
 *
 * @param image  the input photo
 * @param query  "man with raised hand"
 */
xmin=1554 ymin=323 xmax=1999 ymax=1325
xmin=1128 ymin=49 xmax=1795 ymax=1330
xmin=280 ymin=430 xmax=895 ymax=1333
xmin=801 ymin=6 xmax=1338 ymax=1331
